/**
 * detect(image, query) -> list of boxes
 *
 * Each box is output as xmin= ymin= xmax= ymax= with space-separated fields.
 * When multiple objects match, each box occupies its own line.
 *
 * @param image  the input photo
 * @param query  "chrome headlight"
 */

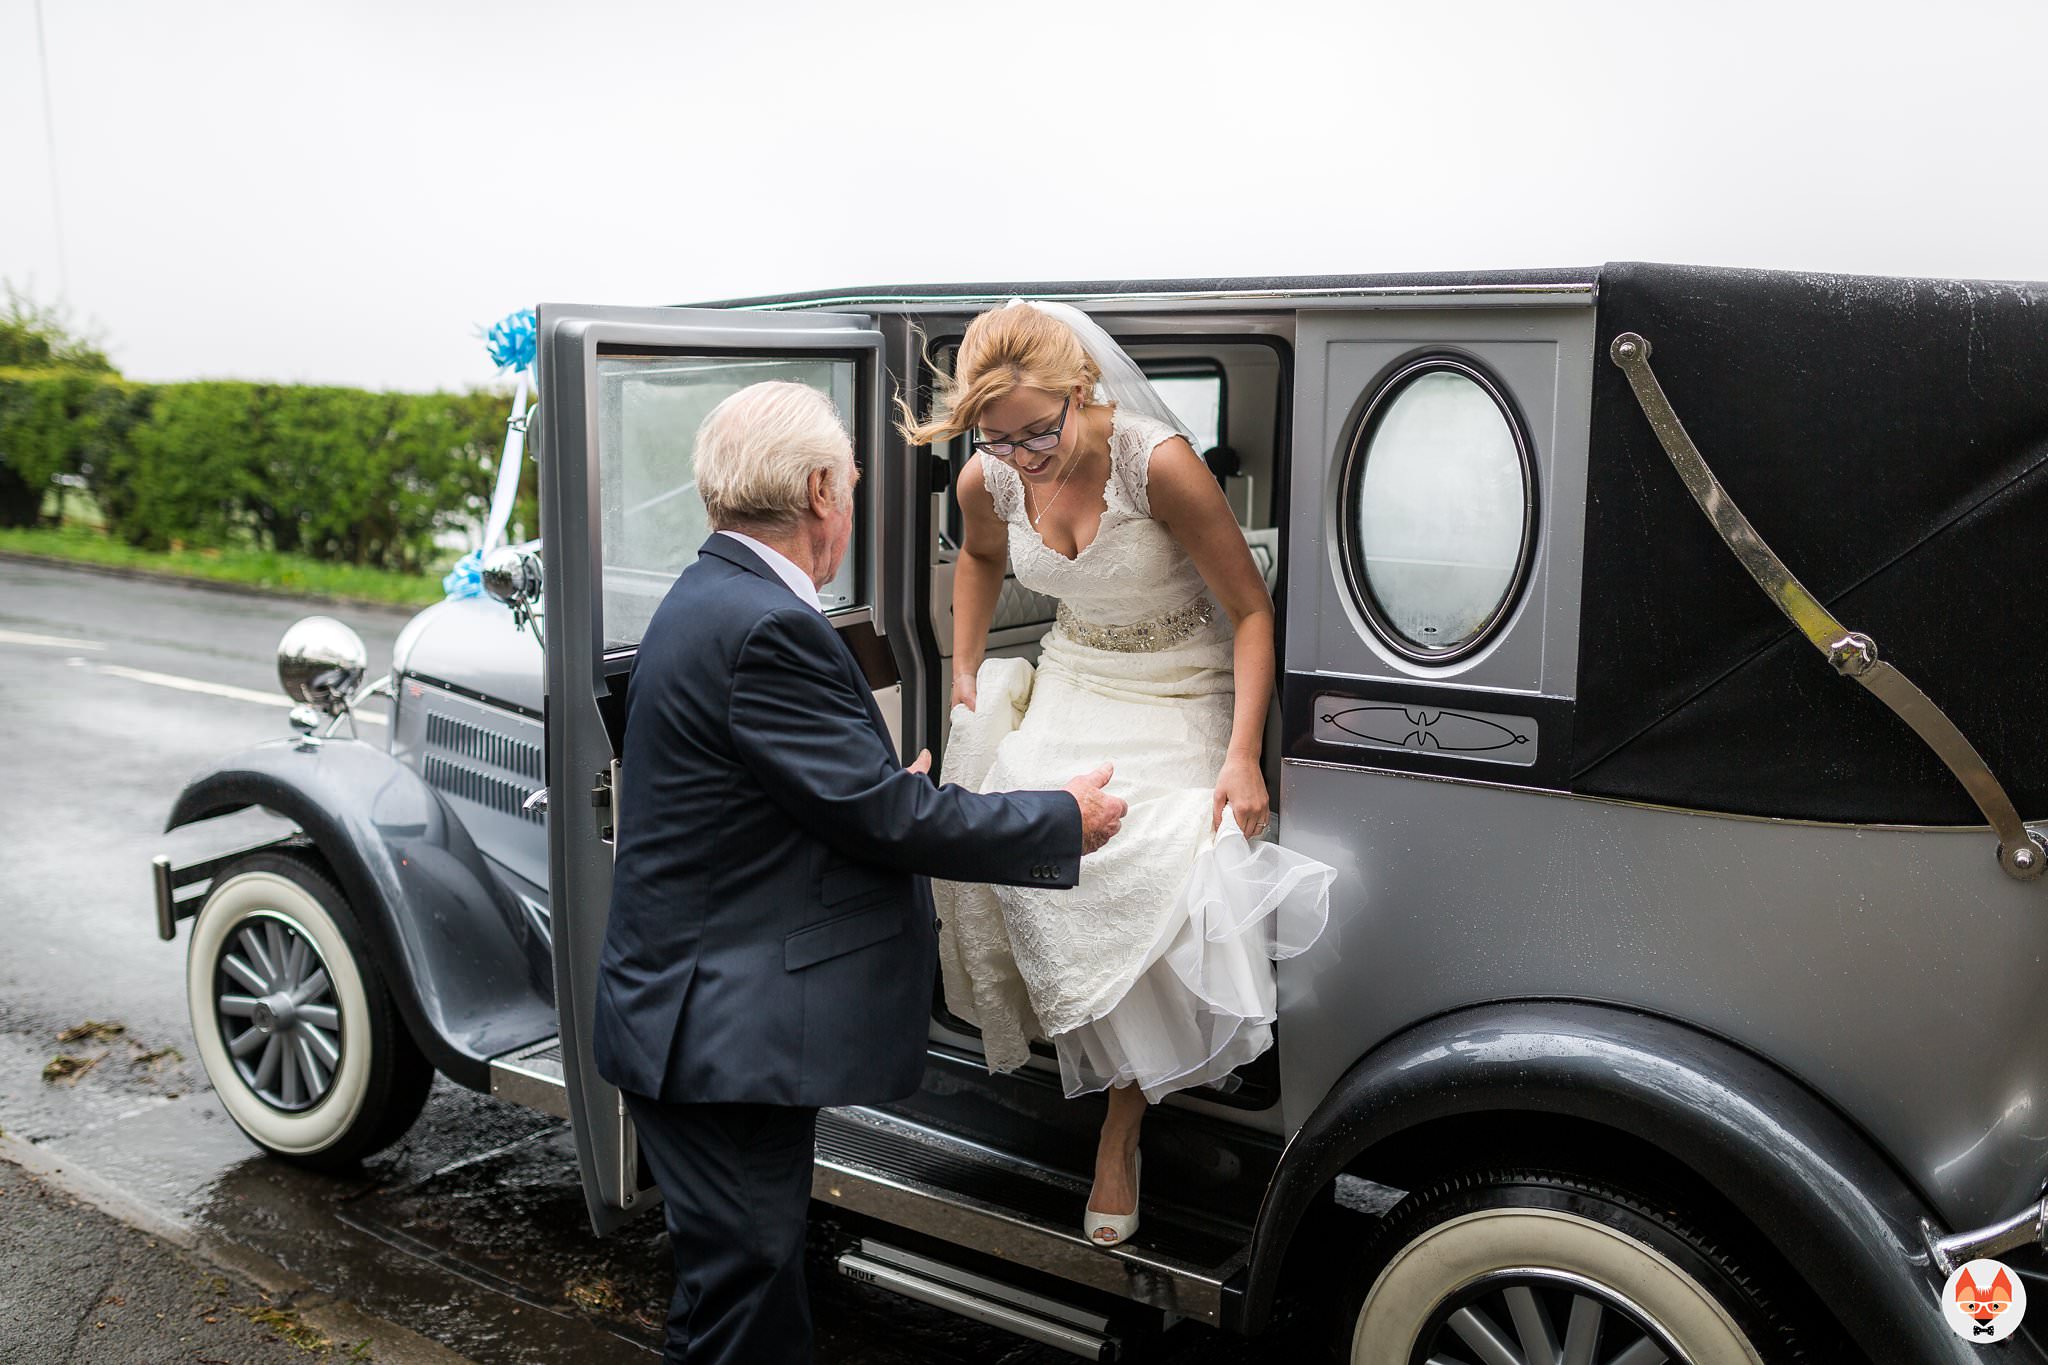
xmin=277 ymin=616 xmax=367 ymax=714
xmin=481 ymin=544 xmax=545 ymax=648
xmin=481 ymin=546 xmax=542 ymax=609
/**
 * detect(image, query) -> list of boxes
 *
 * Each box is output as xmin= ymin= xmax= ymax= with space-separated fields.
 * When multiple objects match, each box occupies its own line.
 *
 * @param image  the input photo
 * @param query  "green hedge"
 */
xmin=0 ymin=368 xmax=537 ymax=572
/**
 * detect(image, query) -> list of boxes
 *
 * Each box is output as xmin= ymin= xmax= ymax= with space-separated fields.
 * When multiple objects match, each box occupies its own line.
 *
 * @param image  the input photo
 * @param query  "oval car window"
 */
xmin=1343 ymin=361 xmax=1534 ymax=662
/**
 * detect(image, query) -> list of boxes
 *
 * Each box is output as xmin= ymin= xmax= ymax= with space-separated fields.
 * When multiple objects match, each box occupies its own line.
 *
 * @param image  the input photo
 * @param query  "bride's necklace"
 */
xmin=1026 ymin=438 xmax=1100 ymax=530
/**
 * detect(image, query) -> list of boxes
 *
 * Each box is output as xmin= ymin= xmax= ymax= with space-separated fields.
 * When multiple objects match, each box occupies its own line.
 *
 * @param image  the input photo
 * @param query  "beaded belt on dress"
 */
xmin=1056 ymin=596 xmax=1215 ymax=652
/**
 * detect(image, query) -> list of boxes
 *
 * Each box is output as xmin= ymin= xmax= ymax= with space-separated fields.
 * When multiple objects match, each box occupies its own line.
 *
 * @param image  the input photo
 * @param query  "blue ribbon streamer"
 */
xmin=443 ymin=306 xmax=538 ymax=598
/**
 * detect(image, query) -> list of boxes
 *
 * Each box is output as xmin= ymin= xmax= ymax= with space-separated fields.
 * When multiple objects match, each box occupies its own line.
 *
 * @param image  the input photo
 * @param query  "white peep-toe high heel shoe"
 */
xmin=1084 ymin=1151 xmax=1141 ymax=1248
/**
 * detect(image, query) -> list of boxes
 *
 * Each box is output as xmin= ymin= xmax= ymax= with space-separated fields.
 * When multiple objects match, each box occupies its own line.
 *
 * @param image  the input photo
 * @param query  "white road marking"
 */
xmin=0 ymin=626 xmax=106 ymax=651
xmin=90 ymin=662 xmax=388 ymax=726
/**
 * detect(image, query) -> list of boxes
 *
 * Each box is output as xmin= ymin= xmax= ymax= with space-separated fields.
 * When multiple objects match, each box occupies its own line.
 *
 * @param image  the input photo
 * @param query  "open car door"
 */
xmin=535 ymin=303 xmax=883 ymax=1232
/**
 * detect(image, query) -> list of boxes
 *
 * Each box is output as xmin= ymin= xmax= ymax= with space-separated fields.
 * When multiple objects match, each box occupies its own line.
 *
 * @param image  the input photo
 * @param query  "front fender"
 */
xmin=1248 ymin=1000 xmax=1977 ymax=1364
xmin=166 ymin=736 xmax=555 ymax=1090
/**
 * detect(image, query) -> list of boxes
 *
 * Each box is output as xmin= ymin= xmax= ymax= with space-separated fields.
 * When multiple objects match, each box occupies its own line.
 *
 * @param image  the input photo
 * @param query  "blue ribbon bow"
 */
xmin=442 ymin=548 xmax=484 ymax=600
xmin=482 ymin=308 xmax=537 ymax=376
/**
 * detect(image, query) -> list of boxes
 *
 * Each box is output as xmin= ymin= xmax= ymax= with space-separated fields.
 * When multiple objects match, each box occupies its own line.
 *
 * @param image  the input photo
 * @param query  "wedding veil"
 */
xmin=1002 ymin=298 xmax=1199 ymax=448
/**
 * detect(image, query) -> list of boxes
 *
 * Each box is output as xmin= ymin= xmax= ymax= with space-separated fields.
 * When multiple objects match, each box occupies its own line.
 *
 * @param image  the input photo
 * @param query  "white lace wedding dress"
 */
xmin=934 ymin=408 xmax=1335 ymax=1103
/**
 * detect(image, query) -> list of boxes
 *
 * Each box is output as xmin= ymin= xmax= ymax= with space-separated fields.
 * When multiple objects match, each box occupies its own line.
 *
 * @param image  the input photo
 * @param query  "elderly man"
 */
xmin=593 ymin=380 xmax=1125 ymax=1365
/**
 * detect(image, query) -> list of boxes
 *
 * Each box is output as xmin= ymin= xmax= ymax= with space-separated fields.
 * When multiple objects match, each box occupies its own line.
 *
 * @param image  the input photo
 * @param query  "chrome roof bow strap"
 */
xmin=1608 ymin=332 xmax=2046 ymax=882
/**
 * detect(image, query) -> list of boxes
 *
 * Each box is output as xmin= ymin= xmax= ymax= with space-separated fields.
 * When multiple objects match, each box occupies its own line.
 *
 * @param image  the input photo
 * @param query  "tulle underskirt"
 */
xmin=933 ymin=651 xmax=1336 ymax=1104
xmin=1052 ymin=809 xmax=1331 ymax=1102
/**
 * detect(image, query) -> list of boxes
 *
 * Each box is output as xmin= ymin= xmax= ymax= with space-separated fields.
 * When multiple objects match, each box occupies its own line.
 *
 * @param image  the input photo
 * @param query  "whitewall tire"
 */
xmin=186 ymin=851 xmax=432 ymax=1168
xmin=1342 ymin=1170 xmax=1802 ymax=1365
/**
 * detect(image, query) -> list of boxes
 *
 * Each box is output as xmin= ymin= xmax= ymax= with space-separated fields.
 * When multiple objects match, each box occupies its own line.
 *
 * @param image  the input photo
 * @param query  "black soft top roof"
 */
xmin=691 ymin=267 xmax=1595 ymax=309
xmin=1576 ymin=262 xmax=2048 ymax=826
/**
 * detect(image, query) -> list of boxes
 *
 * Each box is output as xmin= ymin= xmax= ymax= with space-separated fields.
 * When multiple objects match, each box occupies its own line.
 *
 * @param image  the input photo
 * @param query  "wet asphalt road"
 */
xmin=0 ymin=558 xmax=1313 ymax=1365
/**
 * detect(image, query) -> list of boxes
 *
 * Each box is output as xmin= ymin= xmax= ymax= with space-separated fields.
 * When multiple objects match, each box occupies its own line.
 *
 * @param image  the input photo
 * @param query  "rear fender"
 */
xmin=1247 ymin=1000 xmax=1976 ymax=1364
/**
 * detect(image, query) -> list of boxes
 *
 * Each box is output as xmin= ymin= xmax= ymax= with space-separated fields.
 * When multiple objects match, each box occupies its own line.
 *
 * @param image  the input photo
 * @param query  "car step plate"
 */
xmin=813 ymin=1106 xmax=1248 ymax=1324
xmin=488 ymin=1036 xmax=571 ymax=1121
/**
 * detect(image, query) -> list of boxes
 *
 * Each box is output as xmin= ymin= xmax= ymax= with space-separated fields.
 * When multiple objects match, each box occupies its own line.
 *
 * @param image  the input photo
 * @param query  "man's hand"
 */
xmin=907 ymin=749 xmax=933 ymax=776
xmin=1063 ymin=763 xmax=1126 ymax=854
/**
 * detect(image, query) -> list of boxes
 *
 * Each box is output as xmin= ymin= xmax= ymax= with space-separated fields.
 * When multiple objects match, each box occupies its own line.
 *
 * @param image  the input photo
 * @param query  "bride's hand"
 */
xmin=1213 ymin=755 xmax=1270 ymax=837
xmin=952 ymin=671 xmax=978 ymax=712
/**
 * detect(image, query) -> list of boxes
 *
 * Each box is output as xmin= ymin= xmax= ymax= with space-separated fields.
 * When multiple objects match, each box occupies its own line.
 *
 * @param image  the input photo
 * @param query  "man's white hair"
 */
xmin=694 ymin=381 xmax=855 ymax=531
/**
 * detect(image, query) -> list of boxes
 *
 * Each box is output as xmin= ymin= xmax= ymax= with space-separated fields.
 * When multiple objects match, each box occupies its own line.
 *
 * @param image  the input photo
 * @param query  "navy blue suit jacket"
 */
xmin=592 ymin=535 xmax=1083 ymax=1107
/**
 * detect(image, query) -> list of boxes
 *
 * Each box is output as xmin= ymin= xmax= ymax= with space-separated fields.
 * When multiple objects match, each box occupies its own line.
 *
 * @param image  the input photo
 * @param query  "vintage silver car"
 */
xmin=152 ymin=263 xmax=2048 ymax=1364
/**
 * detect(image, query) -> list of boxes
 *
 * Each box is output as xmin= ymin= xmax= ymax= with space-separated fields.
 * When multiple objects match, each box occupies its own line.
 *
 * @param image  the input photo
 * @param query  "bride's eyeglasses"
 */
xmin=971 ymin=397 xmax=1069 ymax=459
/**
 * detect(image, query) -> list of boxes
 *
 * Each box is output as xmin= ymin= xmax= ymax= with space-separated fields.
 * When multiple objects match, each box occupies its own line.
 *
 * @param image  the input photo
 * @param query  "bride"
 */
xmin=900 ymin=300 xmax=1334 ymax=1248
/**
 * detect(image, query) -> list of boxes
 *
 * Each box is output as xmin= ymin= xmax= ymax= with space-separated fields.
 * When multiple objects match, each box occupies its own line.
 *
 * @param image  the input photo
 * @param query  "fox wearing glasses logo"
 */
xmin=1943 ymin=1258 xmax=2026 ymax=1342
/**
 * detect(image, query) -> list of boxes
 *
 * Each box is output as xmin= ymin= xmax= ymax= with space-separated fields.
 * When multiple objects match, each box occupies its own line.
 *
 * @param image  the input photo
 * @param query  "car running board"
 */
xmin=839 ymin=1238 xmax=1123 ymax=1360
xmin=1609 ymin=331 xmax=2048 ymax=881
xmin=814 ymin=1107 xmax=1249 ymax=1325
xmin=485 ymin=1048 xmax=1254 ymax=1326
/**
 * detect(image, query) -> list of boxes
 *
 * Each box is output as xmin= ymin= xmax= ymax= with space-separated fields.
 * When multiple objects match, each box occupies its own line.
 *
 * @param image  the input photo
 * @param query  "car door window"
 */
xmin=598 ymin=354 xmax=861 ymax=651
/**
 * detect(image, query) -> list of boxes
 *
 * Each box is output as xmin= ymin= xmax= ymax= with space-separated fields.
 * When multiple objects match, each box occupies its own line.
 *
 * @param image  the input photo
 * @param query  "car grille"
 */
xmin=419 ymin=706 xmax=545 ymax=824
xmin=424 ymin=710 xmax=543 ymax=781
xmin=422 ymin=755 xmax=544 ymax=823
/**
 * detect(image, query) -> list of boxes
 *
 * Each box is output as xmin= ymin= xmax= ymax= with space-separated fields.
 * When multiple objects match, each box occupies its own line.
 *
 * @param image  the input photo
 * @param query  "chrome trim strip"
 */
xmin=836 ymin=1254 xmax=1112 ymax=1360
xmin=739 ymin=281 xmax=1598 ymax=313
xmin=812 ymin=1156 xmax=1235 ymax=1322
xmin=1609 ymin=332 xmax=2045 ymax=881
xmin=1281 ymin=754 xmax=2046 ymax=834
xmin=857 ymin=1240 xmax=1115 ymax=1332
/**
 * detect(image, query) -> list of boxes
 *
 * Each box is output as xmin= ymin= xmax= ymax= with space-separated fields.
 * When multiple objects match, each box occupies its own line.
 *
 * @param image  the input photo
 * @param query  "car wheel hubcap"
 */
xmin=1408 ymin=1269 xmax=1684 ymax=1365
xmin=214 ymin=911 xmax=345 ymax=1112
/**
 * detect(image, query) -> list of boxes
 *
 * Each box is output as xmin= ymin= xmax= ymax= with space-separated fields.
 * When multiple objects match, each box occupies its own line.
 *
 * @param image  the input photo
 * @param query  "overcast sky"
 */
xmin=5 ymin=1 xmax=2045 ymax=393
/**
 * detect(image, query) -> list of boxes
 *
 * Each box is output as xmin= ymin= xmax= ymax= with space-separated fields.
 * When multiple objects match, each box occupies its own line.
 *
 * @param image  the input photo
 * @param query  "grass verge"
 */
xmin=0 ymin=522 xmax=451 ymax=609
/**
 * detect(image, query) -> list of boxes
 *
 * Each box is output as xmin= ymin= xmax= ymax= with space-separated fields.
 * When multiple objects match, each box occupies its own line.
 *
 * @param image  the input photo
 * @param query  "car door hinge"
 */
xmin=590 ymin=766 xmax=614 ymax=843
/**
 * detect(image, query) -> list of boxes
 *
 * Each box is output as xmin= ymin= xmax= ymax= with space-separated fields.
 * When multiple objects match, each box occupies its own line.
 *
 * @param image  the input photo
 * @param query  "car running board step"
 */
xmin=487 ymin=1036 xmax=570 ymax=1120
xmin=839 ymin=1238 xmax=1122 ymax=1360
xmin=813 ymin=1107 xmax=1249 ymax=1324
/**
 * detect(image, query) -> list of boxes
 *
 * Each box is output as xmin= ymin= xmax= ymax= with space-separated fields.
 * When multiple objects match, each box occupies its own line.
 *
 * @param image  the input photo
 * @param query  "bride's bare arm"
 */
xmin=1147 ymin=437 xmax=1276 ymax=835
xmin=951 ymin=454 xmax=1009 ymax=711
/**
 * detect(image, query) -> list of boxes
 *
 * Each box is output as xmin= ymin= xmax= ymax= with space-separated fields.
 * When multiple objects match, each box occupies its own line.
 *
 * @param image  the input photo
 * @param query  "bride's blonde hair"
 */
xmin=895 ymin=303 xmax=1102 ymax=448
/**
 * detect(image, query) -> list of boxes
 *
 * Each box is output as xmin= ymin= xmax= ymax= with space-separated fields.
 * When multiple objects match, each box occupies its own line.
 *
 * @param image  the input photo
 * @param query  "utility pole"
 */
xmin=34 ymin=0 xmax=69 ymax=298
